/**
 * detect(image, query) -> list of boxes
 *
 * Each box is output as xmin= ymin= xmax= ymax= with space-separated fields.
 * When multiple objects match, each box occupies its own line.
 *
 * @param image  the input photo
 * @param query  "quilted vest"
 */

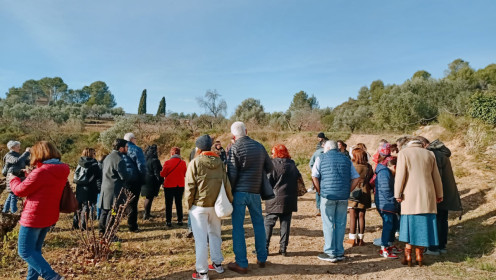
xmin=319 ymin=149 xmax=352 ymax=200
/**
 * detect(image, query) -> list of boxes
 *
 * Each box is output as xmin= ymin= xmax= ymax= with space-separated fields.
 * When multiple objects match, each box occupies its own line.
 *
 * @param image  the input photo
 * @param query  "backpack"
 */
xmin=73 ymin=165 xmax=95 ymax=185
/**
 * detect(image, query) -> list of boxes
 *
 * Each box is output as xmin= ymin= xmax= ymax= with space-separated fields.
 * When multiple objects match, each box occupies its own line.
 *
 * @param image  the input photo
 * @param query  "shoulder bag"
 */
xmin=214 ymin=180 xmax=233 ymax=218
xmin=297 ymin=174 xmax=307 ymax=197
xmin=349 ymin=165 xmax=371 ymax=202
xmin=60 ymin=181 xmax=78 ymax=213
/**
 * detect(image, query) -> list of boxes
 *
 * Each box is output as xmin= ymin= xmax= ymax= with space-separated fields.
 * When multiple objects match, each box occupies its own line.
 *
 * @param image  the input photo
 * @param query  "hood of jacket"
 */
xmin=427 ymin=139 xmax=451 ymax=158
xmin=78 ymin=156 xmax=98 ymax=168
xmin=197 ymin=153 xmax=222 ymax=170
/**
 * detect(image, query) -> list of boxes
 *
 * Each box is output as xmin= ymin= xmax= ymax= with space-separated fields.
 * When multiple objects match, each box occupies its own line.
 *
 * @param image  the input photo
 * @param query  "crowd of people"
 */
xmin=1 ymin=121 xmax=462 ymax=280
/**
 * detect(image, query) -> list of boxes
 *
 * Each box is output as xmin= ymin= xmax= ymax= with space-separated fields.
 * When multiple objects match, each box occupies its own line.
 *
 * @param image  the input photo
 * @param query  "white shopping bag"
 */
xmin=214 ymin=181 xmax=233 ymax=218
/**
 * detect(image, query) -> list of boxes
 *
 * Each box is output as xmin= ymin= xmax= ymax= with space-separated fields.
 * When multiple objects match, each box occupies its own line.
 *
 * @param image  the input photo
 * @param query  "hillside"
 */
xmin=1 ymin=126 xmax=495 ymax=279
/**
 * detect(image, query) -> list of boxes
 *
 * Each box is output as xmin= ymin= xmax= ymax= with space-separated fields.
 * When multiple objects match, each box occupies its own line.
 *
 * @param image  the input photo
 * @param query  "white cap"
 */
xmin=124 ymin=133 xmax=135 ymax=141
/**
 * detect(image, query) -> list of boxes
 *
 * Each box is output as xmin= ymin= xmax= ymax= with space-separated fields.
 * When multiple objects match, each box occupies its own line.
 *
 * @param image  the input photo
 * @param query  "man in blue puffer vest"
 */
xmin=123 ymin=132 xmax=147 ymax=233
xmin=312 ymin=140 xmax=361 ymax=263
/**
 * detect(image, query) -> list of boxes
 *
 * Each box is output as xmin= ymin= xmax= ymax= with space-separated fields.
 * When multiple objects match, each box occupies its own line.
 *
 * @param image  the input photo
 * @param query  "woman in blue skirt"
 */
xmin=394 ymin=138 xmax=443 ymax=267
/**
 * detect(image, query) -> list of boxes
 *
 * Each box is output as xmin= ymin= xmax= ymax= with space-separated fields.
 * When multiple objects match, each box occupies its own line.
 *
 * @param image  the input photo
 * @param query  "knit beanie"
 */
xmin=196 ymin=135 xmax=212 ymax=151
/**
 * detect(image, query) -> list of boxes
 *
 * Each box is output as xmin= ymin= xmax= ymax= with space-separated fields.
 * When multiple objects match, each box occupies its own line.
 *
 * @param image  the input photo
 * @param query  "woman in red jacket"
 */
xmin=160 ymin=147 xmax=187 ymax=227
xmin=9 ymin=141 xmax=70 ymax=280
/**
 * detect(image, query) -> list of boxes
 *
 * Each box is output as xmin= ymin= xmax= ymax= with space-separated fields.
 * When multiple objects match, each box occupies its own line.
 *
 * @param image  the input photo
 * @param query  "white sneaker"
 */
xmin=371 ymin=203 xmax=376 ymax=209
xmin=307 ymin=187 xmax=316 ymax=193
xmin=440 ymin=249 xmax=447 ymax=254
xmin=208 ymin=263 xmax=224 ymax=273
xmin=373 ymin=238 xmax=381 ymax=246
xmin=424 ymin=249 xmax=440 ymax=256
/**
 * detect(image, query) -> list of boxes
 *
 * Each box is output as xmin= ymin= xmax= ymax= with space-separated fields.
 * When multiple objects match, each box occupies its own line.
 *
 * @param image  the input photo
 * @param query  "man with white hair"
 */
xmin=2 ymin=140 xmax=30 ymax=213
xmin=123 ymin=132 xmax=147 ymax=232
xmin=312 ymin=140 xmax=361 ymax=263
xmin=227 ymin=121 xmax=274 ymax=274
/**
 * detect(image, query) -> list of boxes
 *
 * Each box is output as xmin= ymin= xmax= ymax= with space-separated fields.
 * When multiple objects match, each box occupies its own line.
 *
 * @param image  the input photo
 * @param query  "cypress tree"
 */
xmin=156 ymin=97 xmax=166 ymax=116
xmin=138 ymin=89 xmax=147 ymax=114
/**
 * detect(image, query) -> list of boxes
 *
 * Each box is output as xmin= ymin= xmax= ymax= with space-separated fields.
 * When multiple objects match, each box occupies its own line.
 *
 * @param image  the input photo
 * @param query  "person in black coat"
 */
xmin=141 ymin=145 xmax=164 ymax=220
xmin=73 ymin=148 xmax=102 ymax=230
xmin=264 ymin=144 xmax=300 ymax=256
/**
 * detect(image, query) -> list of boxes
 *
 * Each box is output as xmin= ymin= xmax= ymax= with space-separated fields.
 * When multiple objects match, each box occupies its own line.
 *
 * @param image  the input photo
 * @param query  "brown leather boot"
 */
xmin=345 ymin=239 xmax=357 ymax=247
xmin=415 ymin=247 xmax=424 ymax=267
xmin=401 ymin=247 xmax=412 ymax=267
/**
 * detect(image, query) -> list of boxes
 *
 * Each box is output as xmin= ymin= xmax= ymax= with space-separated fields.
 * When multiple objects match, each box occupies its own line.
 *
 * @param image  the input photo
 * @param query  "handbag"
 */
xmin=349 ymin=187 xmax=362 ymax=202
xmin=260 ymin=172 xmax=275 ymax=200
xmin=214 ymin=181 xmax=233 ymax=218
xmin=349 ymin=164 xmax=372 ymax=202
xmin=60 ymin=181 xmax=78 ymax=213
xmin=297 ymin=174 xmax=306 ymax=197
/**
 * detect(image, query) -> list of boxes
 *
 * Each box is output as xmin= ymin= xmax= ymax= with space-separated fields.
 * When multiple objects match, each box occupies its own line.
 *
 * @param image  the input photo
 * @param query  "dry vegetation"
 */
xmin=1 ymin=124 xmax=495 ymax=279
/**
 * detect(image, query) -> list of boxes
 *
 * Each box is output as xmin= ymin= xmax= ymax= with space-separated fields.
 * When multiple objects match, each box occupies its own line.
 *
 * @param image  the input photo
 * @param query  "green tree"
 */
xmin=156 ymin=97 xmax=166 ymax=116
xmin=474 ymin=64 xmax=496 ymax=89
xmin=5 ymin=79 xmax=44 ymax=105
xmin=85 ymin=81 xmax=116 ymax=108
xmin=234 ymin=98 xmax=266 ymax=124
xmin=61 ymin=88 xmax=90 ymax=104
xmin=412 ymin=70 xmax=431 ymax=80
xmin=357 ymin=86 xmax=370 ymax=101
xmin=370 ymin=80 xmax=385 ymax=103
xmin=288 ymin=91 xmax=318 ymax=111
xmin=445 ymin=58 xmax=475 ymax=82
xmin=39 ymin=77 xmax=68 ymax=104
xmin=138 ymin=89 xmax=147 ymax=114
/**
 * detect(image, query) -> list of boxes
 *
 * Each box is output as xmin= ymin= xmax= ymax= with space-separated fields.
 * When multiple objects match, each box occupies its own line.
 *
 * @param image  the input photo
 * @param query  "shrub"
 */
xmin=469 ymin=91 xmax=496 ymax=125
xmin=438 ymin=112 xmax=457 ymax=132
xmin=465 ymin=120 xmax=495 ymax=153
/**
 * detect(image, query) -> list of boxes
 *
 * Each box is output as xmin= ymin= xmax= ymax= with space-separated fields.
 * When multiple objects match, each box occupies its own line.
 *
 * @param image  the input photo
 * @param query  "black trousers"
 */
xmin=99 ymin=208 xmax=111 ymax=234
xmin=127 ymin=186 xmax=141 ymax=231
xmin=73 ymin=201 xmax=91 ymax=230
xmin=264 ymin=212 xmax=293 ymax=251
xmin=429 ymin=209 xmax=449 ymax=250
xmin=164 ymin=187 xmax=184 ymax=223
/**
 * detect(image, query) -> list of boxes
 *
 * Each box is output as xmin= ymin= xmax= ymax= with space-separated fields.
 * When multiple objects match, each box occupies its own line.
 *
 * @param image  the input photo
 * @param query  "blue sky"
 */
xmin=1 ymin=1 xmax=495 ymax=115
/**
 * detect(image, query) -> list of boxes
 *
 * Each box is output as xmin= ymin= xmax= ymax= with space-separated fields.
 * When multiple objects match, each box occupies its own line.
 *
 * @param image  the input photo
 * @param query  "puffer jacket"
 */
xmin=318 ymin=149 xmax=352 ymax=200
xmin=10 ymin=160 xmax=70 ymax=228
xmin=126 ymin=142 xmax=147 ymax=176
xmin=427 ymin=140 xmax=462 ymax=211
xmin=265 ymin=158 xmax=300 ymax=214
xmin=75 ymin=156 xmax=101 ymax=204
xmin=375 ymin=164 xmax=399 ymax=213
xmin=227 ymin=136 xmax=274 ymax=193
xmin=3 ymin=150 xmax=30 ymax=192
xmin=160 ymin=155 xmax=187 ymax=188
xmin=185 ymin=152 xmax=233 ymax=208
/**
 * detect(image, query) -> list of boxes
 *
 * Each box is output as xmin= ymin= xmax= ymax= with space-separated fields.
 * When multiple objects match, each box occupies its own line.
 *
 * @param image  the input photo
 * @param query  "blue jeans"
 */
xmin=320 ymin=197 xmax=348 ymax=257
xmin=315 ymin=193 xmax=321 ymax=211
xmin=96 ymin=194 xmax=101 ymax=219
xmin=379 ymin=211 xmax=399 ymax=247
xmin=3 ymin=192 xmax=18 ymax=213
xmin=231 ymin=192 xmax=267 ymax=268
xmin=18 ymin=226 xmax=59 ymax=280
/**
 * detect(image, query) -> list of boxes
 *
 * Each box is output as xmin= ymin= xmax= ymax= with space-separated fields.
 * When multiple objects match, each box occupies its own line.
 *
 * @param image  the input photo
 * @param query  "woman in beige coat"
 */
xmin=394 ymin=138 xmax=443 ymax=267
